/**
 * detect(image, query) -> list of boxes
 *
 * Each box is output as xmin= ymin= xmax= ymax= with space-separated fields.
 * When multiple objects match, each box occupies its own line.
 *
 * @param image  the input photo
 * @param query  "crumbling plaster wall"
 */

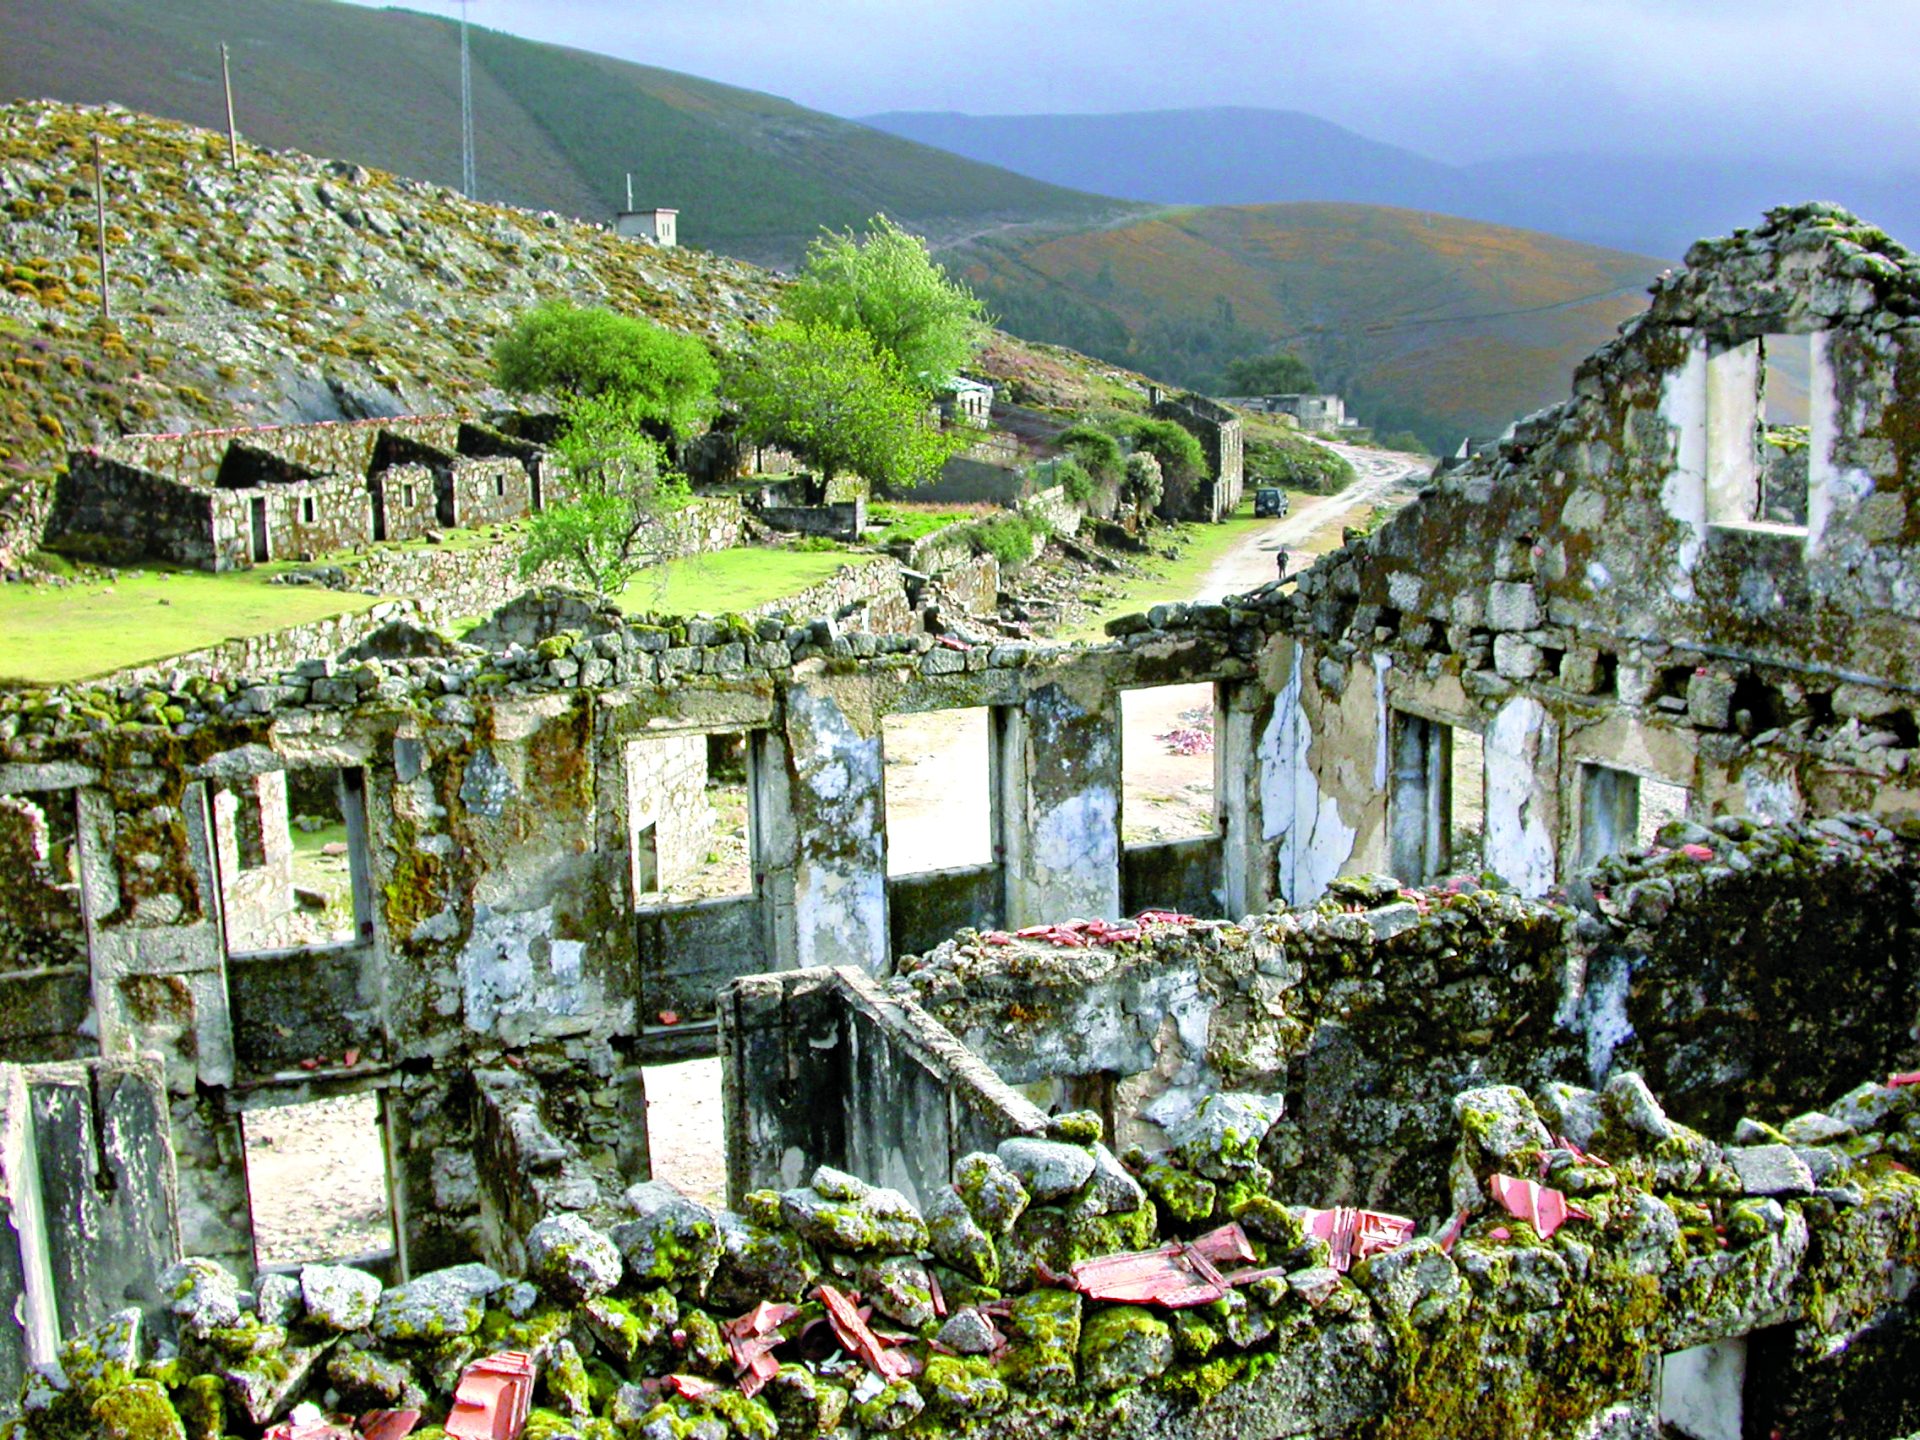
xmin=1248 ymin=205 xmax=1920 ymax=902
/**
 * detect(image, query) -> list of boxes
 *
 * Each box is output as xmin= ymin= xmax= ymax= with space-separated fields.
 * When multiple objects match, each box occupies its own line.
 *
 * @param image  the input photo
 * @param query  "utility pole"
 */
xmin=458 ymin=0 xmax=477 ymax=198
xmin=91 ymin=134 xmax=110 ymax=323
xmin=220 ymin=43 xmax=239 ymax=171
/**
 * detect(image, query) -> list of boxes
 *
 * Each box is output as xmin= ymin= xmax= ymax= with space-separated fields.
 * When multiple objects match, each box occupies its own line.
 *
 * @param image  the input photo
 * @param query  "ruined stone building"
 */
xmin=0 ymin=206 xmax=1916 ymax=1439
xmin=49 ymin=416 xmax=553 ymax=569
xmin=1150 ymin=389 xmax=1246 ymax=523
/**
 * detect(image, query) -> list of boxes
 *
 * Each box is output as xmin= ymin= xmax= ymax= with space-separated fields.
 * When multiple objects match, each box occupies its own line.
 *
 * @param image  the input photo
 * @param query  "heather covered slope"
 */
xmin=0 ymin=0 xmax=1124 ymax=262
xmin=947 ymin=202 xmax=1662 ymax=449
xmin=0 ymin=99 xmax=785 ymax=560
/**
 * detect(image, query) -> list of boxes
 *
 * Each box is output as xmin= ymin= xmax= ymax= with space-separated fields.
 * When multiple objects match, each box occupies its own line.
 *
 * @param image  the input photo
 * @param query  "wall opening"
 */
xmin=1580 ymin=764 xmax=1694 ymax=865
xmin=641 ymin=1057 xmax=725 ymax=1208
xmin=882 ymin=708 xmax=995 ymax=876
xmin=1707 ymin=333 xmax=1812 ymax=531
xmin=301 ymin=495 xmax=316 ymax=526
xmin=0 ymin=790 xmax=87 ymax=970
xmin=249 ymin=497 xmax=269 ymax=564
xmin=627 ymin=730 xmax=758 ymax=905
xmin=1120 ymin=683 xmax=1218 ymax=846
xmin=216 ymin=768 xmax=371 ymax=953
xmin=1390 ymin=718 xmax=1459 ymax=887
xmin=241 ymin=1092 xmax=395 ymax=1269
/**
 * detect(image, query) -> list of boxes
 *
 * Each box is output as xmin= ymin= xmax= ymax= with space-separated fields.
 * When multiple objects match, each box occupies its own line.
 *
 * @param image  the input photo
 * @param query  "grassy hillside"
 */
xmin=949 ymin=203 xmax=1662 ymax=449
xmin=0 ymin=0 xmax=1123 ymax=263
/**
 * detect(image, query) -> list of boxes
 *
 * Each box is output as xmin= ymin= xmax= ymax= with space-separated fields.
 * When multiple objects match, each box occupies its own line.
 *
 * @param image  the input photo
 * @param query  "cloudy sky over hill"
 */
xmin=346 ymin=0 xmax=1920 ymax=172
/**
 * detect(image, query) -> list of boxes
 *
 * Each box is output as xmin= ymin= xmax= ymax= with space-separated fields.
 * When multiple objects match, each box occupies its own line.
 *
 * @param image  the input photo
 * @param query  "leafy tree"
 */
xmin=1114 ymin=416 xmax=1206 ymax=487
xmin=1219 ymin=351 xmax=1317 ymax=396
xmin=494 ymin=302 xmax=719 ymax=440
xmin=725 ymin=318 xmax=967 ymax=498
xmin=1057 ymin=423 xmax=1124 ymax=487
xmin=518 ymin=394 xmax=691 ymax=601
xmin=1123 ymin=452 xmax=1164 ymax=511
xmin=785 ymin=215 xmax=987 ymax=387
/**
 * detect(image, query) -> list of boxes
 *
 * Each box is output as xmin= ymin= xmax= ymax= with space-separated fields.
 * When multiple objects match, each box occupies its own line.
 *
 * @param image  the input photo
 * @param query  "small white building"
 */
xmin=939 ymin=376 xmax=995 ymax=428
xmin=616 ymin=208 xmax=678 ymax=248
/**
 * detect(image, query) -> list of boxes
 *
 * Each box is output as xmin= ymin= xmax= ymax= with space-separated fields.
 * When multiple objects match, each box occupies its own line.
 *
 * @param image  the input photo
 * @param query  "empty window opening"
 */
xmin=241 ymin=1092 xmax=394 ymax=1268
xmin=1389 ymin=714 xmax=1484 ymax=882
xmin=0 ymin=791 xmax=86 ymax=968
xmin=1121 ymin=683 xmax=1218 ymax=846
xmin=1579 ymin=764 xmax=1694 ymax=865
xmin=627 ymin=731 xmax=756 ymax=905
xmin=883 ymin=708 xmax=995 ymax=876
xmin=402 ymin=483 xmax=416 ymax=509
xmin=217 ymin=768 xmax=370 ymax=953
xmin=494 ymin=474 xmax=506 ymax=498
xmin=642 ymin=1058 xmax=726 ymax=1208
xmin=300 ymin=496 xmax=316 ymax=526
xmin=1707 ymin=333 xmax=1812 ymax=530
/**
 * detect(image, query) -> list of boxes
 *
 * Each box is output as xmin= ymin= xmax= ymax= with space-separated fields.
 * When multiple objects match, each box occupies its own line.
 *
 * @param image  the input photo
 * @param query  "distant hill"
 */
xmin=0 ymin=0 xmax=1126 ymax=264
xmin=866 ymin=107 xmax=1920 ymax=261
xmin=945 ymin=203 xmax=1664 ymax=450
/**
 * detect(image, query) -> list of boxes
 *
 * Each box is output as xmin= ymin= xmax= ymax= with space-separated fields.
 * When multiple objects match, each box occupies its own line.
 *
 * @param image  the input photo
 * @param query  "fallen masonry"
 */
xmin=1 ymin=204 xmax=1920 ymax=1436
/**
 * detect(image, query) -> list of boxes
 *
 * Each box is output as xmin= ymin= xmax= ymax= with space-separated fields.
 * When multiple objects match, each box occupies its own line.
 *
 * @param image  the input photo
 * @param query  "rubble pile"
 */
xmin=20 ymin=1055 xmax=1920 ymax=1440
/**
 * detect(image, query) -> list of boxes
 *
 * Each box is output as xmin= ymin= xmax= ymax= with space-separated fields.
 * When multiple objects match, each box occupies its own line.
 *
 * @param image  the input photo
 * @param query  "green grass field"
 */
xmin=1062 ymin=498 xmax=1308 ymax=642
xmin=0 ymin=566 xmax=378 ymax=684
xmin=613 ymin=548 xmax=882 ymax=616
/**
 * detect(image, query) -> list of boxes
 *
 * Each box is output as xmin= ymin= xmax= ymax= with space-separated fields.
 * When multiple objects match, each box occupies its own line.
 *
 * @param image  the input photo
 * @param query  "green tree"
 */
xmin=1220 ymin=352 xmax=1317 ymax=396
xmin=785 ymin=215 xmax=987 ymax=387
xmin=1057 ymin=423 xmax=1124 ymax=487
xmin=494 ymin=302 xmax=719 ymax=440
xmin=725 ymin=318 xmax=966 ymax=498
xmin=1114 ymin=416 xmax=1206 ymax=487
xmin=518 ymin=393 xmax=691 ymax=601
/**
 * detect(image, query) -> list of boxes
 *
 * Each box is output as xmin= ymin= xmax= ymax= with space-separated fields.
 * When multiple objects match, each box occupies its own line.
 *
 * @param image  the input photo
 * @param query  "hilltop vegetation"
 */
xmin=945 ymin=202 xmax=1661 ymax=450
xmin=0 ymin=0 xmax=1123 ymax=263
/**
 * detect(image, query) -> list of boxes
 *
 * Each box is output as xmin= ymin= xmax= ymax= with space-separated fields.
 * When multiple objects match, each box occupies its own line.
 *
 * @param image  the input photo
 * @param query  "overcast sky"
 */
xmin=337 ymin=0 xmax=1920 ymax=174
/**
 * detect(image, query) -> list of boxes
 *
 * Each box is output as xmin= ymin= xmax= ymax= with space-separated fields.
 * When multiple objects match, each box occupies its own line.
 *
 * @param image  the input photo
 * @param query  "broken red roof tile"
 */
xmin=664 ymin=1375 xmax=722 ymax=1401
xmin=263 ymin=1414 xmax=355 ymax=1440
xmin=1068 ymin=1224 xmax=1259 ymax=1307
xmin=1888 ymin=1070 xmax=1920 ymax=1088
xmin=445 ymin=1352 xmax=536 ymax=1440
xmin=818 ymin=1283 xmax=913 ymax=1379
xmin=1488 ymin=1174 xmax=1588 ymax=1240
xmin=1438 ymin=1209 xmax=1471 ymax=1256
xmin=359 ymin=1412 xmax=420 ymax=1440
xmin=1300 ymin=1207 xmax=1416 ymax=1272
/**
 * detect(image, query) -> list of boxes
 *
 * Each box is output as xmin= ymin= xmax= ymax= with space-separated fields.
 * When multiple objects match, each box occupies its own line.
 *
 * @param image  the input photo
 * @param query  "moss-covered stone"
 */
xmin=1001 ymin=1288 xmax=1083 ymax=1393
xmin=1078 ymin=1305 xmax=1174 ymax=1392
xmin=90 ymin=1381 xmax=185 ymax=1440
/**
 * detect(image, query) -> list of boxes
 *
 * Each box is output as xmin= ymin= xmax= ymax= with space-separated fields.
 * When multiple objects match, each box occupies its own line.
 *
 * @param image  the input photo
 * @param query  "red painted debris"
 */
xmin=935 ymin=635 xmax=971 ymax=651
xmin=444 ymin=1352 xmax=536 ymax=1440
xmin=264 ymin=1413 xmax=355 ymax=1440
xmin=1680 ymin=843 xmax=1715 ymax=861
xmin=1069 ymin=1223 xmax=1261 ymax=1308
xmin=359 ymin=1412 xmax=421 ymax=1440
xmin=658 ymin=1010 xmax=681 ymax=1026
xmin=1299 ymin=1206 xmax=1416 ymax=1273
xmin=1889 ymin=1071 xmax=1920 ymax=1088
xmin=342 ymin=1047 xmax=362 ymax=1068
xmin=1438 ymin=1209 xmax=1471 ymax=1255
xmin=662 ymin=1375 xmax=721 ymax=1401
xmin=1489 ymin=1226 xmax=1512 ymax=1241
xmin=1548 ymin=1137 xmax=1612 ymax=1169
xmin=1488 ymin=1174 xmax=1588 ymax=1240
xmin=927 ymin=1268 xmax=947 ymax=1319
xmin=726 ymin=1302 xmax=799 ymax=1398
xmin=818 ymin=1284 xmax=913 ymax=1379
xmin=1157 ymin=726 xmax=1214 ymax=757
xmin=989 ymin=911 xmax=1201 ymax=951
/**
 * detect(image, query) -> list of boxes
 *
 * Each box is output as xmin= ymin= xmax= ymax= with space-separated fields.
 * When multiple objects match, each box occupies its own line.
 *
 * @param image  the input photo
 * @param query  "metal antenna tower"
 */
xmin=458 ymin=0 xmax=477 ymax=197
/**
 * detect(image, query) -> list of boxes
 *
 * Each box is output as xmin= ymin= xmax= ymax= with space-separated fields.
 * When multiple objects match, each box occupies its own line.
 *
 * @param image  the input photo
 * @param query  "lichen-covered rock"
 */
xmin=935 ymin=1308 xmax=1001 ymax=1356
xmin=582 ymin=1290 xmax=676 ymax=1364
xmin=1602 ymin=1072 xmax=1676 ymax=1144
xmin=1535 ymin=1081 xmax=1604 ymax=1148
xmin=91 ymin=1379 xmax=186 ymax=1440
xmin=779 ymin=1174 xmax=928 ymax=1253
xmin=219 ymin=1333 xmax=333 ymax=1426
xmin=254 ymin=1273 xmax=302 ymax=1329
xmin=1728 ymin=1144 xmax=1816 ymax=1198
xmin=525 ymin=1214 xmax=622 ymax=1301
xmin=1001 ymin=1288 xmax=1082 ymax=1392
xmin=1454 ymin=1085 xmax=1554 ymax=1174
xmin=370 ymin=1263 xmax=503 ymax=1342
xmin=858 ymin=1255 xmax=936 ymax=1329
xmin=1083 ymin=1144 xmax=1148 ymax=1215
xmin=1356 ymin=1239 xmax=1466 ymax=1328
xmin=997 ymin=1137 xmax=1097 ymax=1203
xmin=708 ymin=1210 xmax=819 ymax=1310
xmin=953 ymin=1151 xmax=1029 ymax=1234
xmin=1078 ymin=1305 xmax=1173 ymax=1391
xmin=300 ymin=1263 xmax=382 ymax=1332
xmin=922 ymin=1355 xmax=1009 ymax=1417
xmin=326 ymin=1344 xmax=424 ymax=1411
xmin=541 ymin=1344 xmax=591 ymax=1420
xmin=925 ymin=1184 xmax=1000 ymax=1285
xmin=1169 ymin=1091 xmax=1286 ymax=1182
xmin=853 ymin=1377 xmax=923 ymax=1432
xmin=765 ymin=1364 xmax=847 ymax=1434
xmin=1137 ymin=1159 xmax=1217 ymax=1222
xmin=611 ymin=1181 xmax=724 ymax=1293
xmin=160 ymin=1259 xmax=241 ymax=1338
xmin=678 ymin=1308 xmax=731 ymax=1376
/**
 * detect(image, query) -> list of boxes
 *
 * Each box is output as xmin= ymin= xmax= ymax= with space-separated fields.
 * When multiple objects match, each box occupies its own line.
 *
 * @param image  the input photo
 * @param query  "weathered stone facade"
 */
xmin=1152 ymin=389 xmax=1246 ymax=523
xmin=3 ymin=208 xmax=1919 ymax=1437
xmin=51 ymin=416 xmax=551 ymax=570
